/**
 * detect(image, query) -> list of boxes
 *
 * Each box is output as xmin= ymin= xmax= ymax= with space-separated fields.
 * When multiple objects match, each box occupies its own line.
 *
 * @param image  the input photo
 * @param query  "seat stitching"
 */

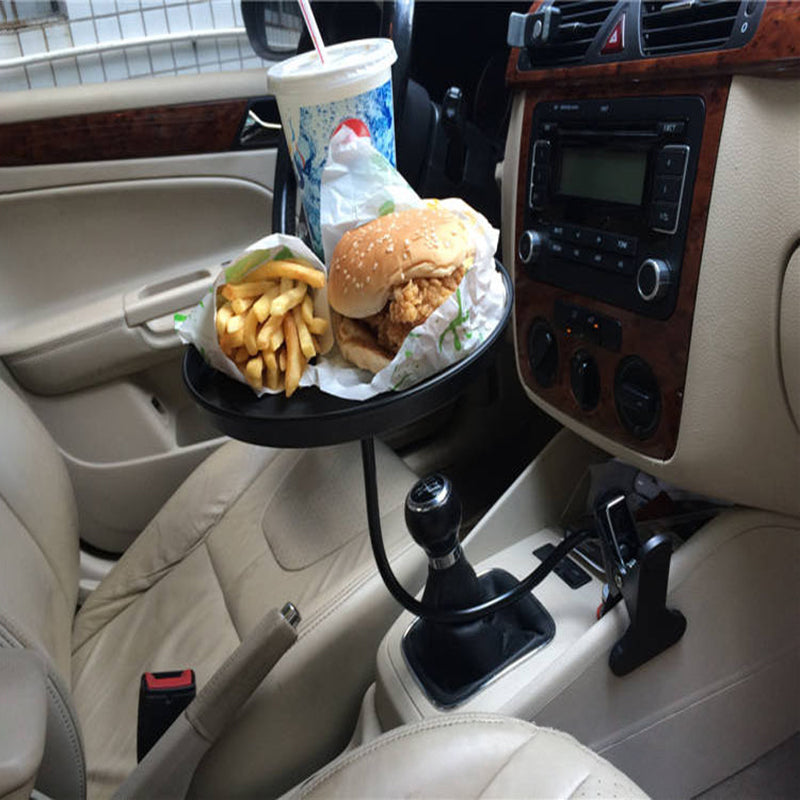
xmin=298 ymin=537 xmax=417 ymax=640
xmin=258 ymin=450 xmax=307 ymax=552
xmin=297 ymin=716 xmax=535 ymax=798
xmin=72 ymin=453 xmax=271 ymax=653
xmin=204 ymin=540 xmax=243 ymax=644
xmin=124 ymin=451 xmax=274 ymax=587
xmin=45 ymin=675 xmax=87 ymax=799
xmin=473 ymin=730 xmax=539 ymax=798
xmin=565 ymin=771 xmax=594 ymax=799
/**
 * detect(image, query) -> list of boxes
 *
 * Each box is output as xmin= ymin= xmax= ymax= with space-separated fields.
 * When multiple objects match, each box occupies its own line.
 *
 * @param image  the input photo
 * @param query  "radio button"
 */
xmin=655 ymin=146 xmax=687 ymax=175
xmin=610 ymin=255 xmax=635 ymax=274
xmin=658 ymin=121 xmax=686 ymax=137
xmin=650 ymin=202 xmax=679 ymax=233
xmin=549 ymin=223 xmax=567 ymax=239
xmin=568 ymin=246 xmax=583 ymax=262
xmin=589 ymin=230 xmax=608 ymax=249
xmin=584 ymin=315 xmax=602 ymax=345
xmin=653 ymin=176 xmax=682 ymax=203
xmin=589 ymin=250 xmax=609 ymax=269
xmin=610 ymin=234 xmax=638 ymax=256
xmin=547 ymin=239 xmax=566 ymax=257
xmin=567 ymin=226 xmax=585 ymax=243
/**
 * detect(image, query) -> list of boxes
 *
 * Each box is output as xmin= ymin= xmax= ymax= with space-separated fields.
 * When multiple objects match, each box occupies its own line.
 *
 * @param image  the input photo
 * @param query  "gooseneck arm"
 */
xmin=361 ymin=437 xmax=591 ymax=624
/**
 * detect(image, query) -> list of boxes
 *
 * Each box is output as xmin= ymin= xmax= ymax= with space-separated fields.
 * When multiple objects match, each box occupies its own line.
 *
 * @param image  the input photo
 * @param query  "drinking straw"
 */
xmin=297 ymin=0 xmax=327 ymax=64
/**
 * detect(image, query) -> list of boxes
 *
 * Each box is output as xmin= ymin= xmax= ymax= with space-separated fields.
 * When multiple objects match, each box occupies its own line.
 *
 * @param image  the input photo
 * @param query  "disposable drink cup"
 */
xmin=267 ymin=39 xmax=397 ymax=258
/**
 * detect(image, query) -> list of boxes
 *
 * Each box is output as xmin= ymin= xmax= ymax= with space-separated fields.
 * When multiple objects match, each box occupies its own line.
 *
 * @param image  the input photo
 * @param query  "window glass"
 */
xmin=0 ymin=0 xmax=301 ymax=92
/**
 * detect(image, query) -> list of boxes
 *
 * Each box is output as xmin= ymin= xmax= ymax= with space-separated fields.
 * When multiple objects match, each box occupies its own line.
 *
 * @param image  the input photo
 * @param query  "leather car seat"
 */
xmin=282 ymin=714 xmax=649 ymax=799
xmin=0 ymin=377 xmax=427 ymax=799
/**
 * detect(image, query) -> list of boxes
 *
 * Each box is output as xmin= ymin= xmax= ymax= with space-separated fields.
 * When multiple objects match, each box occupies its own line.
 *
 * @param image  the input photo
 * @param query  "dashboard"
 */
xmin=505 ymin=0 xmax=800 ymax=469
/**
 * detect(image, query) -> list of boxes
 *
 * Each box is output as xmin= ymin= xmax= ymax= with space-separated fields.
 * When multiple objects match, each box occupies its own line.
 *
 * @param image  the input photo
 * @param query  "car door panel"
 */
xmin=1 ymin=174 xmax=271 ymax=391
xmin=0 ymin=73 xmax=279 ymax=553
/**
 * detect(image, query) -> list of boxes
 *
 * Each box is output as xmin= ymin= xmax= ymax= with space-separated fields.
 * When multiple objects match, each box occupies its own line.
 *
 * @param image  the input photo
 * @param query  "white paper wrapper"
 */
xmin=176 ymin=129 xmax=506 ymax=402
xmin=175 ymin=234 xmax=332 ymax=396
xmin=309 ymin=128 xmax=506 ymax=401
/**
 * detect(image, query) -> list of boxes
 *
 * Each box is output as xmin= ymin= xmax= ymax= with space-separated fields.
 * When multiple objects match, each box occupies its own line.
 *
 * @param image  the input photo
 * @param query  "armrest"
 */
xmin=0 ymin=650 xmax=47 ymax=800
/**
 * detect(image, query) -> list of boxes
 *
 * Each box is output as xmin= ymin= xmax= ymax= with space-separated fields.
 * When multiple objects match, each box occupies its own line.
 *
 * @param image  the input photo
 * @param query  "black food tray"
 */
xmin=182 ymin=261 xmax=512 ymax=448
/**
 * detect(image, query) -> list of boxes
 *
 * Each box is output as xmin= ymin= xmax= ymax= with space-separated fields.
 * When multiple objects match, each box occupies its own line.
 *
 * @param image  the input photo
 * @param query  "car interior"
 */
xmin=0 ymin=0 xmax=798 ymax=798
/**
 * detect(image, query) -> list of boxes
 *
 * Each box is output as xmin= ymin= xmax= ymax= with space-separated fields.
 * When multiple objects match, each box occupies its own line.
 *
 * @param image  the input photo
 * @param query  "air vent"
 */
xmin=529 ymin=1 xmax=617 ymax=66
xmin=641 ymin=0 xmax=741 ymax=56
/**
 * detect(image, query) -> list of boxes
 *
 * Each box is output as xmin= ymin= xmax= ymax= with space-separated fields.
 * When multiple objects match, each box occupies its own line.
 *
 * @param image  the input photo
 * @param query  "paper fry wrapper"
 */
xmin=308 ymin=128 xmax=506 ymax=401
xmin=175 ymin=235 xmax=332 ymax=396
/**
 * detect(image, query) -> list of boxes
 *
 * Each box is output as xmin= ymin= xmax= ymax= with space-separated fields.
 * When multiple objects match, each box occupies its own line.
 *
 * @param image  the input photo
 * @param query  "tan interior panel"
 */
xmin=23 ymin=357 xmax=226 ymax=553
xmin=0 ymin=149 xmax=276 ymax=195
xmin=0 ymin=176 xmax=270 ymax=358
xmin=780 ymin=249 xmax=800 ymax=432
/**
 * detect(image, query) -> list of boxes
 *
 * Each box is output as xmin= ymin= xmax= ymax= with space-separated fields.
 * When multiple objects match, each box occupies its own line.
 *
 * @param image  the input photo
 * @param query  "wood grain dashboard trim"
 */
xmin=0 ymin=99 xmax=249 ymax=167
xmin=507 ymin=1 xmax=800 ymax=88
xmin=513 ymin=78 xmax=729 ymax=460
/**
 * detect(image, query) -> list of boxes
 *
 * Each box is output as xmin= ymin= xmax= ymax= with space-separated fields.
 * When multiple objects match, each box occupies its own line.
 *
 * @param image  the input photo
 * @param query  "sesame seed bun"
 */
xmin=328 ymin=206 xmax=474 ymax=319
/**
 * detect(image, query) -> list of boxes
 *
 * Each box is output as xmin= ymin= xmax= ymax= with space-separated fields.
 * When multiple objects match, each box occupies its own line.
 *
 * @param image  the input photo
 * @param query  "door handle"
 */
xmin=124 ymin=269 xmax=214 ymax=328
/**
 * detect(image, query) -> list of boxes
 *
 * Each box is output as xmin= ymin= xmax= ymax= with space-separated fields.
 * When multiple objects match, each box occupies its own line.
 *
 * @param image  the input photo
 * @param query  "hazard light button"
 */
xmin=601 ymin=16 xmax=625 ymax=55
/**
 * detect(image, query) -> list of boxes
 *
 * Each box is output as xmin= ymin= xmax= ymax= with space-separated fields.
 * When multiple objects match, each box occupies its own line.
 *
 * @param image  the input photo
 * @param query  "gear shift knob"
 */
xmin=405 ymin=474 xmax=462 ymax=564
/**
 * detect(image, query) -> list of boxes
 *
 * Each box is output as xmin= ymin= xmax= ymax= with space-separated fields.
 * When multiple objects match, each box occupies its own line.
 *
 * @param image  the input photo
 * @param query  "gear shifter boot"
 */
xmin=402 ymin=474 xmax=555 ymax=707
xmin=404 ymin=569 xmax=555 ymax=707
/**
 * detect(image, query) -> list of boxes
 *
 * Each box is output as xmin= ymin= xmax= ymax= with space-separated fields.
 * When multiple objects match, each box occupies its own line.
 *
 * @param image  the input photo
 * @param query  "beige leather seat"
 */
xmin=0 ymin=378 xmax=427 ymax=799
xmin=283 ymin=714 xmax=649 ymax=799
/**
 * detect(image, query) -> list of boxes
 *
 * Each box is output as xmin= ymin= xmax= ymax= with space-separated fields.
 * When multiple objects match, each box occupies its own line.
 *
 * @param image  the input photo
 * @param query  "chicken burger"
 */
xmin=328 ymin=206 xmax=474 ymax=373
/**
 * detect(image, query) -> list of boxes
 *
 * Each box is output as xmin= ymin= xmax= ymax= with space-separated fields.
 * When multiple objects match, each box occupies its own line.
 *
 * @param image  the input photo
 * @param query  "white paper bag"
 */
xmin=308 ymin=127 xmax=506 ymax=401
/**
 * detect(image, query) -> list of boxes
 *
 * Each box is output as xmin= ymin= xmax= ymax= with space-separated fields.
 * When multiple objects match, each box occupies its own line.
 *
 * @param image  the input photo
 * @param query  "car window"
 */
xmin=0 ymin=0 xmax=301 ymax=92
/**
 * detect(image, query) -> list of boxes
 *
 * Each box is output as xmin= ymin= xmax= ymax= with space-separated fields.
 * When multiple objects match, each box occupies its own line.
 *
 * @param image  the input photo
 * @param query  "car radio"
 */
xmin=517 ymin=96 xmax=705 ymax=320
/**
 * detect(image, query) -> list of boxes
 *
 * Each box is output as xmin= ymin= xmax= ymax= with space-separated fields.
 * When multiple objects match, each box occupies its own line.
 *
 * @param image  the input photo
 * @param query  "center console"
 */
xmin=513 ymin=79 xmax=728 ymax=459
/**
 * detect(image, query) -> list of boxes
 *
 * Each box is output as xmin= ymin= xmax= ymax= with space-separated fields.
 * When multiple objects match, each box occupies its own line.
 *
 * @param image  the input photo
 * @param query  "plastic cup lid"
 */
xmin=267 ymin=38 xmax=397 ymax=94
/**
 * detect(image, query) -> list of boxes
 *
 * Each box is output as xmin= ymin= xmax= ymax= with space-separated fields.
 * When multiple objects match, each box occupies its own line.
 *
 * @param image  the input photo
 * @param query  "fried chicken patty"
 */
xmin=363 ymin=265 xmax=466 ymax=353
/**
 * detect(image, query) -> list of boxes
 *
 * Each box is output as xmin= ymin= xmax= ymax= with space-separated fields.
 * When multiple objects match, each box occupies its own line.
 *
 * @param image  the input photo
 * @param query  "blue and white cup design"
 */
xmin=268 ymin=39 xmax=398 ymax=259
xmin=289 ymin=81 xmax=395 ymax=257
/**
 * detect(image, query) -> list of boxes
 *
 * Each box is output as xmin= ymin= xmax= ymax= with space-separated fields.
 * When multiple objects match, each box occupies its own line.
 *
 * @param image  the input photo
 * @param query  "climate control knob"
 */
xmin=518 ymin=229 xmax=543 ymax=266
xmin=636 ymin=258 xmax=672 ymax=302
xmin=527 ymin=319 xmax=558 ymax=388
xmin=570 ymin=350 xmax=600 ymax=411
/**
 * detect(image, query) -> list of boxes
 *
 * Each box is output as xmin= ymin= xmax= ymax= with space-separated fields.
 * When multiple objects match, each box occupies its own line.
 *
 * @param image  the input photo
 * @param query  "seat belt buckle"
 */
xmin=137 ymin=669 xmax=196 ymax=762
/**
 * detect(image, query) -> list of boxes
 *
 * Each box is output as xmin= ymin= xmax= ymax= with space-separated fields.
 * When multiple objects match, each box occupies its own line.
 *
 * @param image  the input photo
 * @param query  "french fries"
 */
xmin=215 ymin=255 xmax=329 ymax=397
xmin=242 ymin=259 xmax=326 ymax=289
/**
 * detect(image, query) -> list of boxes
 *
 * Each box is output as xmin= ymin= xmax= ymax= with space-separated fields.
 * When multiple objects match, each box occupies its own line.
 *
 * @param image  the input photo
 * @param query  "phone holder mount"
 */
xmin=594 ymin=491 xmax=687 ymax=676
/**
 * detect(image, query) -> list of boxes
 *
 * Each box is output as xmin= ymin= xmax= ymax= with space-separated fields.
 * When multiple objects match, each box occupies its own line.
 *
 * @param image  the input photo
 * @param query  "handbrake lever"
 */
xmin=594 ymin=491 xmax=687 ymax=676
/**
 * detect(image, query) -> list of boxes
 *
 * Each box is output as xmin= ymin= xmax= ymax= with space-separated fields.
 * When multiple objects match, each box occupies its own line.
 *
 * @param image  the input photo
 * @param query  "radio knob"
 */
xmin=636 ymin=258 xmax=672 ymax=302
xmin=518 ymin=230 xmax=543 ymax=267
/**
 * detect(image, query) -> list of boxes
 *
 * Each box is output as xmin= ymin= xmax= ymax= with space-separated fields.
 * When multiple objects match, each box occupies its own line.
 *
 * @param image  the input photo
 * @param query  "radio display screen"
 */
xmin=558 ymin=147 xmax=647 ymax=206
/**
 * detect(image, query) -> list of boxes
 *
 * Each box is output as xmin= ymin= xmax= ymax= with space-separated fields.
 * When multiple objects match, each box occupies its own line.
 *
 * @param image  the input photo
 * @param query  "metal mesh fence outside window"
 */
xmin=0 ymin=0 xmax=302 ymax=92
